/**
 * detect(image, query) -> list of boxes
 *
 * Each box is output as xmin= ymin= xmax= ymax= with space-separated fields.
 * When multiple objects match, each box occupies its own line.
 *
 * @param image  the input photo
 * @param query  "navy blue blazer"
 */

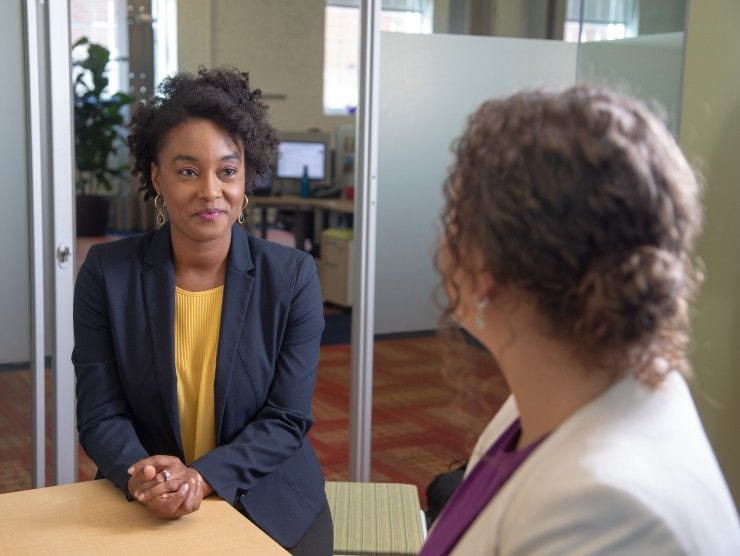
xmin=73 ymin=223 xmax=327 ymax=547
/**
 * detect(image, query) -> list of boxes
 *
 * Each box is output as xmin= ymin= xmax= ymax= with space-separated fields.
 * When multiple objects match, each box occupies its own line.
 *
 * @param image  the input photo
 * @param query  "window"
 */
xmin=323 ymin=0 xmax=433 ymax=115
xmin=564 ymin=0 xmax=638 ymax=43
xmin=70 ymin=0 xmax=129 ymax=94
xmin=152 ymin=0 xmax=178 ymax=86
xmin=70 ymin=0 xmax=176 ymax=98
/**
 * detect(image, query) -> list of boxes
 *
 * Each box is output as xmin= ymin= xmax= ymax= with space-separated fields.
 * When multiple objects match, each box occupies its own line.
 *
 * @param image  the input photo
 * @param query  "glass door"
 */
xmin=0 ymin=0 xmax=39 ymax=492
xmin=0 ymin=0 xmax=76 ymax=493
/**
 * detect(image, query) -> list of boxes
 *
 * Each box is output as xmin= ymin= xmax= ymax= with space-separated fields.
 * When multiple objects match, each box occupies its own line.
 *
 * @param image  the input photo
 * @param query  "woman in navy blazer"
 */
xmin=73 ymin=68 xmax=331 ymax=554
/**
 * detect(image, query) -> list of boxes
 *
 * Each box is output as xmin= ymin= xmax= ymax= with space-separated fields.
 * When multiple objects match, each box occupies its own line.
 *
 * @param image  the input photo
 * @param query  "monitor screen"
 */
xmin=276 ymin=141 xmax=326 ymax=180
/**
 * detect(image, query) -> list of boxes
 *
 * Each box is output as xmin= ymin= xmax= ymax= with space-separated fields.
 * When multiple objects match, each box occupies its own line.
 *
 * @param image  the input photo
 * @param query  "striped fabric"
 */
xmin=174 ymin=285 xmax=223 ymax=464
xmin=326 ymin=481 xmax=423 ymax=555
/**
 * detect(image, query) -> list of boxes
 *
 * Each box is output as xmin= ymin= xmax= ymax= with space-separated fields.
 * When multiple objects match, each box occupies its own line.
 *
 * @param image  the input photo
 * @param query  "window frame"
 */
xmin=323 ymin=0 xmax=433 ymax=116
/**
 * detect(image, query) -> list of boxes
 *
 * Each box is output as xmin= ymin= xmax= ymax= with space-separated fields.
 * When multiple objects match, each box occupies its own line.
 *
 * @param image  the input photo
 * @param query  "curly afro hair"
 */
xmin=128 ymin=66 xmax=278 ymax=200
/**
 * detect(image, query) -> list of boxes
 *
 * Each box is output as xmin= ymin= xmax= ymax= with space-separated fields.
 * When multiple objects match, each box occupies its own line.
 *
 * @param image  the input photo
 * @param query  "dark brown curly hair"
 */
xmin=439 ymin=86 xmax=703 ymax=385
xmin=128 ymin=66 xmax=277 ymax=200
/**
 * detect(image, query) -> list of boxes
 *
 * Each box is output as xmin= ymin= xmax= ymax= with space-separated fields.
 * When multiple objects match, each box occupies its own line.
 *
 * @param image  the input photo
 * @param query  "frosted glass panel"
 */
xmin=0 ymin=0 xmax=32 ymax=493
xmin=376 ymin=33 xmax=577 ymax=334
xmin=0 ymin=0 xmax=31 ymax=365
xmin=577 ymin=33 xmax=685 ymax=133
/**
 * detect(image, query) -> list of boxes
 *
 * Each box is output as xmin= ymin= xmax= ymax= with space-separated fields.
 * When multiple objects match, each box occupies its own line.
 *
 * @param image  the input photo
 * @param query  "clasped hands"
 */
xmin=127 ymin=455 xmax=214 ymax=519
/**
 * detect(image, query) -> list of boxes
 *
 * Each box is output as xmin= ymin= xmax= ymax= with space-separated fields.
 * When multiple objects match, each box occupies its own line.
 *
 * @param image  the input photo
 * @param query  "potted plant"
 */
xmin=72 ymin=37 xmax=133 ymax=236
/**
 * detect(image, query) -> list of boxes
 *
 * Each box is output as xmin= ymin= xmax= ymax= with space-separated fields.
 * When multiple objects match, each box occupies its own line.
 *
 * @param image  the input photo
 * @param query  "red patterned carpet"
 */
xmin=0 ymin=336 xmax=507 ymax=507
xmin=311 ymin=336 xmax=508 ymax=505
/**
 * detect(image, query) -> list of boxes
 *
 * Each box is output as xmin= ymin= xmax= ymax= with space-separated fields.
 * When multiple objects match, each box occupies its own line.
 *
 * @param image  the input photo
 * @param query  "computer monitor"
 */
xmin=275 ymin=132 xmax=330 ymax=183
xmin=276 ymin=141 xmax=326 ymax=180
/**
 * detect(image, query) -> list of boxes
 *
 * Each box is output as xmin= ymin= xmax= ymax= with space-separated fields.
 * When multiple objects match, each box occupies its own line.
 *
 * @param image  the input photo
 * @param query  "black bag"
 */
xmin=424 ymin=462 xmax=467 ymax=528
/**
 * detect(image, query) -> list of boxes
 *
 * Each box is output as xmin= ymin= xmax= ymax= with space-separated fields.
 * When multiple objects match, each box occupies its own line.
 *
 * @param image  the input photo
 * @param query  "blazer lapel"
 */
xmin=141 ymin=223 xmax=184 ymax=457
xmin=214 ymin=225 xmax=255 ymax=439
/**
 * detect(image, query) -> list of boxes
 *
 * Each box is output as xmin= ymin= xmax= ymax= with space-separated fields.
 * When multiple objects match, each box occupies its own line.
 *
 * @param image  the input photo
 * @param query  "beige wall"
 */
xmin=433 ymin=0 xmax=450 ymax=32
xmin=177 ymin=0 xmax=211 ymax=72
xmin=176 ymin=0 xmax=563 ymax=134
xmin=458 ymin=0 xmax=565 ymax=39
xmin=680 ymin=0 xmax=740 ymax=505
xmin=177 ymin=0 xmax=353 ymax=134
xmin=638 ymin=0 xmax=686 ymax=35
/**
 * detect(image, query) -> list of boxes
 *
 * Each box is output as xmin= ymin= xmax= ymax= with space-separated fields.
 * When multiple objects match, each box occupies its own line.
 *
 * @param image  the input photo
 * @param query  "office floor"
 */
xmin=310 ymin=335 xmax=508 ymax=505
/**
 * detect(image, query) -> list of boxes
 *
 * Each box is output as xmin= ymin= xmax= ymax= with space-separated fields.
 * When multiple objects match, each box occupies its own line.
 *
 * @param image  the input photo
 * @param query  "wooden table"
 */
xmin=249 ymin=195 xmax=354 ymax=250
xmin=0 ymin=480 xmax=287 ymax=555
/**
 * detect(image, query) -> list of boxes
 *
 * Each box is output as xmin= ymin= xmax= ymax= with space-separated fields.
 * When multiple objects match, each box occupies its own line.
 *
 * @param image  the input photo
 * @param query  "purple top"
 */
xmin=420 ymin=419 xmax=545 ymax=555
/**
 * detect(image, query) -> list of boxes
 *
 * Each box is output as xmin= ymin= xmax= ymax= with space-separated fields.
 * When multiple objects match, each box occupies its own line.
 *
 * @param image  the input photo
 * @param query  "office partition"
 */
xmin=375 ymin=33 xmax=577 ymax=334
xmin=577 ymin=32 xmax=686 ymax=134
xmin=0 ymin=0 xmax=36 ymax=488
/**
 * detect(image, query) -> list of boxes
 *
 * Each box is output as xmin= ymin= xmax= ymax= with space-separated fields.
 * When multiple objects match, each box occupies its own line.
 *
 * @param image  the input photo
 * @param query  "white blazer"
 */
xmin=451 ymin=372 xmax=739 ymax=555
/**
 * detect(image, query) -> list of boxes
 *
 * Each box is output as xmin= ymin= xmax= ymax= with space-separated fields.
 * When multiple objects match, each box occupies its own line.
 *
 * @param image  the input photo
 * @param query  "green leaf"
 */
xmin=72 ymin=37 xmax=131 ymax=194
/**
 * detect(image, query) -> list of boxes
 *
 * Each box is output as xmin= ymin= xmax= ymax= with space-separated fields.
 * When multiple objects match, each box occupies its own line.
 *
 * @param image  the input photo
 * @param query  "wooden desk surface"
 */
xmin=309 ymin=197 xmax=355 ymax=214
xmin=250 ymin=195 xmax=354 ymax=214
xmin=250 ymin=194 xmax=311 ymax=209
xmin=0 ymin=480 xmax=287 ymax=555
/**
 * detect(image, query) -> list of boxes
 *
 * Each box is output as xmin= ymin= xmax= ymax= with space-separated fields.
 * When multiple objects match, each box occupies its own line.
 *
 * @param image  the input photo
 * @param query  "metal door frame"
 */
xmin=350 ymin=0 xmax=380 ymax=482
xmin=48 ymin=0 xmax=77 ymax=485
xmin=23 ymin=0 xmax=77 ymax=487
xmin=24 ymin=0 xmax=47 ymax=488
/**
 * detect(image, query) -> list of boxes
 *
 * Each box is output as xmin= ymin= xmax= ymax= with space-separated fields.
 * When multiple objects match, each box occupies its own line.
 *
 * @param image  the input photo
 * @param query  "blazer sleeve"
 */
xmin=499 ymin=482 xmax=686 ymax=555
xmin=73 ymin=245 xmax=149 ymax=496
xmin=190 ymin=252 xmax=324 ymax=506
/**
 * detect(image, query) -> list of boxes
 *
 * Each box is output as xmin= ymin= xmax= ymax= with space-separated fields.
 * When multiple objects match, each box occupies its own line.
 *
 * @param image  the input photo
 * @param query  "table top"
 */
xmin=0 ymin=479 xmax=287 ymax=555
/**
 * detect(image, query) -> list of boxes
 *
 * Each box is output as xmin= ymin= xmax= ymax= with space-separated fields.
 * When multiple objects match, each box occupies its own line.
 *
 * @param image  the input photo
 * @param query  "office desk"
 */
xmin=0 ymin=479 xmax=287 ymax=555
xmin=249 ymin=195 xmax=354 ymax=250
xmin=307 ymin=197 xmax=355 ymax=214
xmin=310 ymin=198 xmax=354 ymax=241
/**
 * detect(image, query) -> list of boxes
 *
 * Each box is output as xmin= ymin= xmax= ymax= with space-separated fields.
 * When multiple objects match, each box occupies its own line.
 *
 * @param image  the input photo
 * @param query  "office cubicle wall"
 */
xmin=374 ymin=33 xmax=577 ymax=334
xmin=577 ymin=32 xmax=686 ymax=133
xmin=0 ymin=1 xmax=32 ymax=365
xmin=374 ymin=30 xmax=688 ymax=335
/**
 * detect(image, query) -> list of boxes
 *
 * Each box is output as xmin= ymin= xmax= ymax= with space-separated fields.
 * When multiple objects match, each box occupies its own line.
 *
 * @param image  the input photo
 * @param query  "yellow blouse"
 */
xmin=174 ymin=285 xmax=223 ymax=464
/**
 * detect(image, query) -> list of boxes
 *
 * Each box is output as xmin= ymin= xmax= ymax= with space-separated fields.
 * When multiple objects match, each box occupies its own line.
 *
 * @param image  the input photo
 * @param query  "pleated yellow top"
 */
xmin=174 ymin=285 xmax=223 ymax=464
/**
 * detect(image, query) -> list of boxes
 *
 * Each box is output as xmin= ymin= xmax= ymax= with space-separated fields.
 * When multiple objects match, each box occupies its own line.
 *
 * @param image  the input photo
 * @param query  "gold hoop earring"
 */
xmin=154 ymin=194 xmax=166 ymax=227
xmin=238 ymin=194 xmax=248 ymax=224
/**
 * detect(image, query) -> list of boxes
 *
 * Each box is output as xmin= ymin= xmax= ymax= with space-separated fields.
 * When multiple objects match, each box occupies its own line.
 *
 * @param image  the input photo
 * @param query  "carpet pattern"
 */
xmin=0 ymin=369 xmax=97 ymax=492
xmin=0 ymin=336 xmax=508 ymax=507
xmin=311 ymin=337 xmax=508 ymax=506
